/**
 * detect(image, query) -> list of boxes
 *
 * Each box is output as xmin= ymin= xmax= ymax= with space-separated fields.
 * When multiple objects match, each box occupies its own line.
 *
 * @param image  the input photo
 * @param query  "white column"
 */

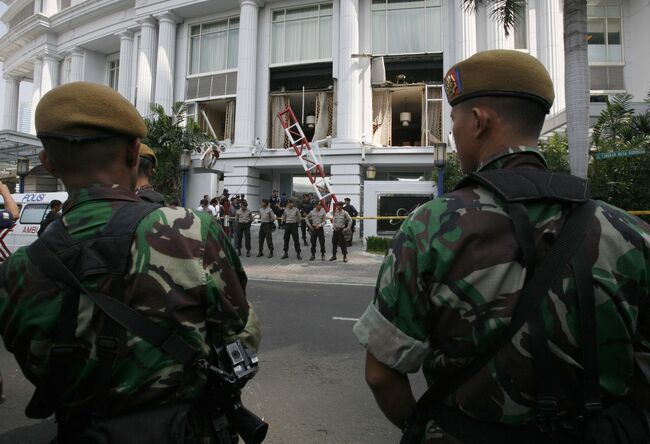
xmin=536 ymin=0 xmax=564 ymax=115
xmin=154 ymin=12 xmax=179 ymax=113
xmin=486 ymin=4 xmax=515 ymax=50
xmin=117 ymin=32 xmax=135 ymax=101
xmin=336 ymin=0 xmax=360 ymax=145
xmin=41 ymin=55 xmax=60 ymax=95
xmin=3 ymin=77 xmax=20 ymax=131
xmin=41 ymin=0 xmax=57 ymax=16
xmin=69 ymin=48 xmax=84 ymax=83
xmin=136 ymin=17 xmax=158 ymax=116
xmin=359 ymin=0 xmax=373 ymax=144
xmin=234 ymin=0 xmax=260 ymax=148
xmin=30 ymin=58 xmax=42 ymax=134
xmin=454 ymin=2 xmax=477 ymax=61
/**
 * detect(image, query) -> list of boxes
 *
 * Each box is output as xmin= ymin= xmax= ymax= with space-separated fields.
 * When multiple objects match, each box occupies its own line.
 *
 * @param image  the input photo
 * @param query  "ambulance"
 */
xmin=0 ymin=191 xmax=68 ymax=261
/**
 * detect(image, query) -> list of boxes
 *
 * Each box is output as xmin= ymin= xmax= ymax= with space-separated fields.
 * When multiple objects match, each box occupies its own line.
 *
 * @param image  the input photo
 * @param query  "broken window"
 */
xmin=187 ymin=99 xmax=236 ymax=142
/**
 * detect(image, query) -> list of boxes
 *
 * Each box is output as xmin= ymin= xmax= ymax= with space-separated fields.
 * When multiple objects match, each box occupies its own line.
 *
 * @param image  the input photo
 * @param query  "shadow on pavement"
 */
xmin=0 ymin=419 xmax=56 ymax=444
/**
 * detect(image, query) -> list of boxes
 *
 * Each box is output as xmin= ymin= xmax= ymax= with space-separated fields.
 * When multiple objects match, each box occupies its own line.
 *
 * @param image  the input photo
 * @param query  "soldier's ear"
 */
xmin=39 ymin=149 xmax=60 ymax=178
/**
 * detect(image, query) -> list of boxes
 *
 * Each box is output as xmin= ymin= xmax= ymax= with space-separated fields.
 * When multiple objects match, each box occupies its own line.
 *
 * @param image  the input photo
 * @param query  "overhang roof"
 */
xmin=0 ymin=130 xmax=42 ymax=173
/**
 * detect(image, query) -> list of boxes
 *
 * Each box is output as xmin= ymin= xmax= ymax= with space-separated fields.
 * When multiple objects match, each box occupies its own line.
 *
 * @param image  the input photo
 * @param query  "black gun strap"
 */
xmin=572 ymin=243 xmax=601 ymax=413
xmin=406 ymin=199 xmax=596 ymax=432
xmin=28 ymin=238 xmax=199 ymax=367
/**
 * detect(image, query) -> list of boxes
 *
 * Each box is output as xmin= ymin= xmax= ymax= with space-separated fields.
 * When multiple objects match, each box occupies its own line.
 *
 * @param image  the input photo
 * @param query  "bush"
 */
xmin=366 ymin=236 xmax=393 ymax=255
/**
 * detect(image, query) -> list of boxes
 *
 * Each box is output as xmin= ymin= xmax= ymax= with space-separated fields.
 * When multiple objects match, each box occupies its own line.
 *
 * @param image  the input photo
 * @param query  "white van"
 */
xmin=0 ymin=192 xmax=68 ymax=261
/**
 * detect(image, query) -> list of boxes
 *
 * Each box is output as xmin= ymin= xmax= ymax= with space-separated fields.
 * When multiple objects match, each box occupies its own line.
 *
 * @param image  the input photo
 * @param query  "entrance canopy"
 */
xmin=0 ymin=130 xmax=42 ymax=174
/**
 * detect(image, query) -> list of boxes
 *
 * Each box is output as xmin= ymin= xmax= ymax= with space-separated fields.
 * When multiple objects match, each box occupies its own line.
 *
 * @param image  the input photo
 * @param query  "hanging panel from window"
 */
xmin=271 ymin=3 xmax=332 ymax=65
xmin=372 ymin=0 xmax=442 ymax=55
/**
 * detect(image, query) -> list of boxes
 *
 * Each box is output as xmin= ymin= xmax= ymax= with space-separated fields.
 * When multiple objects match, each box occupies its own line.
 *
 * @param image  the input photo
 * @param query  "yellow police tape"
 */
xmin=629 ymin=211 xmax=650 ymax=215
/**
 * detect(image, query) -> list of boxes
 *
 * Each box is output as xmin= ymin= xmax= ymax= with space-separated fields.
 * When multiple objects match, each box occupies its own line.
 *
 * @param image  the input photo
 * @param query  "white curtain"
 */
xmin=271 ymin=95 xmax=290 ymax=148
xmin=386 ymin=6 xmax=424 ymax=54
xmin=372 ymin=90 xmax=392 ymax=146
xmin=312 ymin=92 xmax=328 ymax=142
xmin=224 ymin=100 xmax=236 ymax=142
xmin=200 ymin=27 xmax=228 ymax=72
xmin=421 ymin=87 xmax=442 ymax=146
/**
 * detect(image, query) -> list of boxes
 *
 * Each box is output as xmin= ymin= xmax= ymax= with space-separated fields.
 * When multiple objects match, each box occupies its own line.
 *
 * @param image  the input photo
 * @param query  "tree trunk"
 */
xmin=563 ymin=0 xmax=590 ymax=178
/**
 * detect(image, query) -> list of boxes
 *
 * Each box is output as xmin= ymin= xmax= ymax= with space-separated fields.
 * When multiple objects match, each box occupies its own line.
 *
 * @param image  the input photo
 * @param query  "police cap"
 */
xmin=138 ymin=143 xmax=158 ymax=168
xmin=444 ymin=50 xmax=554 ymax=113
xmin=35 ymin=82 xmax=147 ymax=142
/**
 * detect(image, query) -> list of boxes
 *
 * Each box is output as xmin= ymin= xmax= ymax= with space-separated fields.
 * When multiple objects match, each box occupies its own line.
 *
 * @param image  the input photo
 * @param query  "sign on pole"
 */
xmin=593 ymin=148 xmax=647 ymax=160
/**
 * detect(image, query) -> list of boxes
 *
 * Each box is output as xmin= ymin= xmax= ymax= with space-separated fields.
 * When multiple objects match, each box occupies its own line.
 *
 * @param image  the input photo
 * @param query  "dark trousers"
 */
xmin=332 ymin=229 xmax=348 ymax=256
xmin=237 ymin=222 xmax=251 ymax=252
xmin=283 ymin=223 xmax=301 ymax=253
xmin=259 ymin=222 xmax=274 ymax=253
xmin=229 ymin=220 xmax=238 ymax=242
xmin=301 ymin=220 xmax=308 ymax=241
xmin=310 ymin=227 xmax=325 ymax=255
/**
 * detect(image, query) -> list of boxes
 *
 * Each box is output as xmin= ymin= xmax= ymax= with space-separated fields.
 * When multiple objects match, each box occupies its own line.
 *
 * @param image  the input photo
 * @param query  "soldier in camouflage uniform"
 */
xmin=353 ymin=50 xmax=650 ymax=443
xmin=0 ymin=82 xmax=260 ymax=443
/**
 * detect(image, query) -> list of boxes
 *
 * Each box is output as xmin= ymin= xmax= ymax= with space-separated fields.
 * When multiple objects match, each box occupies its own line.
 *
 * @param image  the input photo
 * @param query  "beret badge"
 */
xmin=444 ymin=67 xmax=462 ymax=101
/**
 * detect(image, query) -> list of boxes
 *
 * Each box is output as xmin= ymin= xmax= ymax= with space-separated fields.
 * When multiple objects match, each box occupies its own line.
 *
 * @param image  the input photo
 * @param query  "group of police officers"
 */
xmin=0 ymin=49 xmax=649 ymax=444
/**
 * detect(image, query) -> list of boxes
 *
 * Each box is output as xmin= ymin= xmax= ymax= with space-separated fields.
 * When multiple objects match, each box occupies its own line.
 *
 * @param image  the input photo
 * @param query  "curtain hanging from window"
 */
xmin=271 ymin=95 xmax=290 ymax=148
xmin=312 ymin=92 xmax=328 ymax=142
xmin=372 ymin=90 xmax=392 ymax=146
xmin=421 ymin=87 xmax=442 ymax=146
xmin=224 ymin=100 xmax=236 ymax=142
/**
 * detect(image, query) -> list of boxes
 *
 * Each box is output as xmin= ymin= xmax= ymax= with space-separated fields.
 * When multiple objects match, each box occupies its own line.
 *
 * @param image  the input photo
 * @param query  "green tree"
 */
xmin=142 ymin=102 xmax=211 ymax=204
xmin=462 ymin=0 xmax=590 ymax=179
xmin=589 ymin=94 xmax=650 ymax=211
xmin=539 ymin=133 xmax=570 ymax=173
xmin=432 ymin=152 xmax=465 ymax=193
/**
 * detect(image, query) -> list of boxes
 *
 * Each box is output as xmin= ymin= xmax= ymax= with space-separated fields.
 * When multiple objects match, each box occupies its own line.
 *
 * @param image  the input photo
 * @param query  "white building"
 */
xmin=0 ymin=0 xmax=648 ymax=237
xmin=17 ymin=100 xmax=30 ymax=132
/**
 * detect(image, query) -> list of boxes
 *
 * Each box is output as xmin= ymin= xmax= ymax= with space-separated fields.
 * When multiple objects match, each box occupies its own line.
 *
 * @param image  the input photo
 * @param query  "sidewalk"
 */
xmin=231 ymin=224 xmax=384 ymax=286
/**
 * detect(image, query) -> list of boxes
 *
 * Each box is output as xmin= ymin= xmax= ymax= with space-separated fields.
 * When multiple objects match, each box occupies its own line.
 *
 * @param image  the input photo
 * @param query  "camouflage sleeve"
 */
xmin=201 ymin=213 xmax=260 ymax=348
xmin=354 ymin=209 xmax=435 ymax=373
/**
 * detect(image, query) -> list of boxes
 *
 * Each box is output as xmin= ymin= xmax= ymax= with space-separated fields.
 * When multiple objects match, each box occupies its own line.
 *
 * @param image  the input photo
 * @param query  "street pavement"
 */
xmin=0 ymin=232 xmax=422 ymax=444
xmin=232 ymin=224 xmax=385 ymax=286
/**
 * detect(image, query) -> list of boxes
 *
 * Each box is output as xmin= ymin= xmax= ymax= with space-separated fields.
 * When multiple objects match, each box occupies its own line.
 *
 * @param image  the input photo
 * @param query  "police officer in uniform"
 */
xmin=299 ymin=194 xmax=314 ymax=247
xmin=306 ymin=201 xmax=327 ymax=261
xmin=235 ymin=200 xmax=252 ymax=257
xmin=281 ymin=198 xmax=302 ymax=260
xmin=257 ymin=198 xmax=276 ymax=258
xmin=135 ymin=143 xmax=165 ymax=204
xmin=0 ymin=82 xmax=260 ymax=443
xmin=354 ymin=50 xmax=650 ymax=443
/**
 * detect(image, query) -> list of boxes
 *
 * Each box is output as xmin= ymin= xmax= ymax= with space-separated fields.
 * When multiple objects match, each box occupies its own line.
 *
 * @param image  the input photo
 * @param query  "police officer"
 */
xmin=0 ymin=82 xmax=260 ymax=443
xmin=299 ymin=193 xmax=314 ymax=247
xmin=306 ymin=201 xmax=327 ymax=261
xmin=353 ymin=50 xmax=650 ymax=443
xmin=269 ymin=190 xmax=280 ymax=230
xmin=135 ymin=143 xmax=165 ymax=204
xmin=329 ymin=202 xmax=352 ymax=263
xmin=281 ymin=198 xmax=301 ymax=260
xmin=257 ymin=198 xmax=276 ymax=258
xmin=0 ymin=179 xmax=19 ymax=229
xmin=342 ymin=197 xmax=358 ymax=246
xmin=235 ymin=200 xmax=252 ymax=257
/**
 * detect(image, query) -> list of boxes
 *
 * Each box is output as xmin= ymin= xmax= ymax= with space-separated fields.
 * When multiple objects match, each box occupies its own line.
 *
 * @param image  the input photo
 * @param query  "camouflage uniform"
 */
xmin=354 ymin=146 xmax=650 ymax=442
xmin=0 ymin=184 xmax=260 ymax=439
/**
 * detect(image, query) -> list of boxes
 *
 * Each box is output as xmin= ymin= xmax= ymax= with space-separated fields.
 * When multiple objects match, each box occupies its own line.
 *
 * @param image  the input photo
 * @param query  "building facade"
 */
xmin=0 ymin=0 xmax=648 ymax=236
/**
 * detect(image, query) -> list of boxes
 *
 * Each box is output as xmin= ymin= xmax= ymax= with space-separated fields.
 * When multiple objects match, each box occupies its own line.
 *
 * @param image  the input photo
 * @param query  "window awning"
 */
xmin=0 ymin=130 xmax=42 ymax=174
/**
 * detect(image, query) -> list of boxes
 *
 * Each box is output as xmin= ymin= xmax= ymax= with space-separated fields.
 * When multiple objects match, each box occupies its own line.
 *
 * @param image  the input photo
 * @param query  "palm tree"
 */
xmin=462 ymin=0 xmax=590 ymax=178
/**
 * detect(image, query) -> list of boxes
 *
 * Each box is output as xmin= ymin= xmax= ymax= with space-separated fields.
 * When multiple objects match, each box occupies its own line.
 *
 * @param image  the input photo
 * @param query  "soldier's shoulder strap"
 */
xmin=137 ymin=189 xmax=166 ymax=205
xmin=456 ymin=169 xmax=591 ymax=204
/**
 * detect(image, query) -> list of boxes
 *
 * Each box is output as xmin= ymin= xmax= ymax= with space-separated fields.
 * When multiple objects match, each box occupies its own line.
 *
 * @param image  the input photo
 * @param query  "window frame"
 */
xmin=106 ymin=53 xmax=120 ymax=90
xmin=371 ymin=0 xmax=443 ymax=56
xmin=186 ymin=16 xmax=240 ymax=76
xmin=269 ymin=2 xmax=334 ymax=67
xmin=587 ymin=3 xmax=625 ymax=66
xmin=19 ymin=203 xmax=49 ymax=225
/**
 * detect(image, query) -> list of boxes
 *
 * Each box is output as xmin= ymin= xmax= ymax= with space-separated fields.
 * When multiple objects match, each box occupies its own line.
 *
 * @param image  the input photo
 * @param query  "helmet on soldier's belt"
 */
xmin=35 ymin=82 xmax=147 ymax=140
xmin=444 ymin=50 xmax=555 ymax=114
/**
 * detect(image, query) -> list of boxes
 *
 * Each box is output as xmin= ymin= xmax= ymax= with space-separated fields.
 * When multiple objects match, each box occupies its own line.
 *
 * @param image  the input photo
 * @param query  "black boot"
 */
xmin=281 ymin=253 xmax=288 ymax=259
xmin=321 ymin=253 xmax=325 ymax=261
xmin=329 ymin=256 xmax=337 ymax=261
xmin=268 ymin=251 xmax=273 ymax=258
xmin=256 ymin=252 xmax=264 ymax=257
xmin=303 ymin=239 xmax=308 ymax=247
xmin=343 ymin=255 xmax=348 ymax=263
xmin=309 ymin=255 xmax=315 ymax=261
xmin=246 ymin=251 xmax=251 ymax=257
xmin=297 ymin=253 xmax=302 ymax=260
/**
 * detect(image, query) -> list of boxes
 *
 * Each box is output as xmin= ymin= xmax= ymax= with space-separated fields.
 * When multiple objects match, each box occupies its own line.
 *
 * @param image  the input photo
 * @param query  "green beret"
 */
xmin=35 ymin=82 xmax=147 ymax=141
xmin=138 ymin=143 xmax=158 ymax=168
xmin=444 ymin=50 xmax=554 ymax=113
